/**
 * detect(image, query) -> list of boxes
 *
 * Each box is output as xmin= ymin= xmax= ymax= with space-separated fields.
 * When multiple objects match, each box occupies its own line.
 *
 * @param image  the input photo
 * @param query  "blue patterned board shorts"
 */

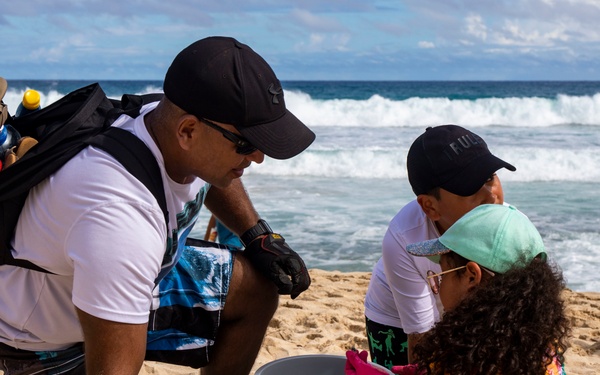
xmin=145 ymin=239 xmax=235 ymax=368
xmin=0 ymin=239 xmax=236 ymax=374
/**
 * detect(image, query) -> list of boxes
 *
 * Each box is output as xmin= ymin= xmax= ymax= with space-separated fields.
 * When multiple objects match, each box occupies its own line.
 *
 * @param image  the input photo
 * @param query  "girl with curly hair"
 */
xmin=394 ymin=204 xmax=570 ymax=375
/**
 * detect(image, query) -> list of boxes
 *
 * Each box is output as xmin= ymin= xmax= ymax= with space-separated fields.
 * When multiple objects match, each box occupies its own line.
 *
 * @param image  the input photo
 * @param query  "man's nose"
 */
xmin=246 ymin=149 xmax=265 ymax=164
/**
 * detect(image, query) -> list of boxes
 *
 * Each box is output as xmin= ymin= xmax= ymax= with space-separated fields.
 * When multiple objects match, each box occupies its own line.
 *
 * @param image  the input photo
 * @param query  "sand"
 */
xmin=140 ymin=269 xmax=600 ymax=375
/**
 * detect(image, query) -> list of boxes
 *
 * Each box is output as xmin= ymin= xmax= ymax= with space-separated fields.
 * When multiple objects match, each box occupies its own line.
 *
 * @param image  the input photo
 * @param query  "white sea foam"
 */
xmin=5 ymin=88 xmax=600 ymax=128
xmin=246 ymin=142 xmax=600 ymax=182
xmin=284 ymin=90 xmax=600 ymax=127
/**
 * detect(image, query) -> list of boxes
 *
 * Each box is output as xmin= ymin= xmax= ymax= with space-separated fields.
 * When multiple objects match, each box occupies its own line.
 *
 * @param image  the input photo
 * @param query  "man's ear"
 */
xmin=417 ymin=194 xmax=441 ymax=221
xmin=176 ymin=114 xmax=199 ymax=150
xmin=464 ymin=261 xmax=483 ymax=290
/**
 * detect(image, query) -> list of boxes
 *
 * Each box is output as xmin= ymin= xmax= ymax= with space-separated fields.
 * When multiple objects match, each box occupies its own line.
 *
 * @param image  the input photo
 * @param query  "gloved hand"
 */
xmin=243 ymin=233 xmax=310 ymax=299
xmin=345 ymin=350 xmax=390 ymax=375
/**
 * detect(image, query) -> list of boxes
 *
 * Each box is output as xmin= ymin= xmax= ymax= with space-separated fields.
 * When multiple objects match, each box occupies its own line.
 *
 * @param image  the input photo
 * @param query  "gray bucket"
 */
xmin=254 ymin=354 xmax=393 ymax=375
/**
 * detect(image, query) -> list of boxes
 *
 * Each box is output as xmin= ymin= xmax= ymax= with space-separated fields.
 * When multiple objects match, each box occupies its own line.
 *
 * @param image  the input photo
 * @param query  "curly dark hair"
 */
xmin=412 ymin=252 xmax=570 ymax=375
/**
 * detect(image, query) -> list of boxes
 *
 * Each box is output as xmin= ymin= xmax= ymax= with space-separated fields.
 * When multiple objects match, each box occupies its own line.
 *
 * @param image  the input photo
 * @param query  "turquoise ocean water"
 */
xmin=3 ymin=80 xmax=600 ymax=292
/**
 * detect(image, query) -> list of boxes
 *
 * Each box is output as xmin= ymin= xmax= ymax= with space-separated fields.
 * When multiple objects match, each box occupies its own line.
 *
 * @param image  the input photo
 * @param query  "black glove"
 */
xmin=243 ymin=233 xmax=310 ymax=299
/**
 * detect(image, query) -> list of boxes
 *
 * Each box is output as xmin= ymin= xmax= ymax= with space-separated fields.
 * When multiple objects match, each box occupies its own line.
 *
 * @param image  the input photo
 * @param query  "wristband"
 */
xmin=240 ymin=219 xmax=272 ymax=246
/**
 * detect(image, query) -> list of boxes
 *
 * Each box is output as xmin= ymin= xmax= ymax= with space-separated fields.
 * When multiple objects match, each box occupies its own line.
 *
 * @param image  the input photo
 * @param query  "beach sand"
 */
xmin=140 ymin=269 xmax=600 ymax=375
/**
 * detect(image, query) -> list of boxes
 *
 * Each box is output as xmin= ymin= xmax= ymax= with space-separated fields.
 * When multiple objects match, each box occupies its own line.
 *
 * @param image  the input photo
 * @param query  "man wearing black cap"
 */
xmin=0 ymin=37 xmax=314 ymax=375
xmin=363 ymin=125 xmax=515 ymax=368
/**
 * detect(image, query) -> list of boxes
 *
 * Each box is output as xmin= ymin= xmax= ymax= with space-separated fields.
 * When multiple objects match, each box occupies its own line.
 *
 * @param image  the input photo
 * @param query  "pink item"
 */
xmin=345 ymin=350 xmax=390 ymax=375
xmin=390 ymin=364 xmax=423 ymax=375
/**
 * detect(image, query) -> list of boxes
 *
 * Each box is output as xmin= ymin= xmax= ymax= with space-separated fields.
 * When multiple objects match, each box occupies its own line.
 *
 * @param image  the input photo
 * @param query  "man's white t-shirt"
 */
xmin=364 ymin=199 xmax=444 ymax=335
xmin=0 ymin=102 xmax=208 ymax=351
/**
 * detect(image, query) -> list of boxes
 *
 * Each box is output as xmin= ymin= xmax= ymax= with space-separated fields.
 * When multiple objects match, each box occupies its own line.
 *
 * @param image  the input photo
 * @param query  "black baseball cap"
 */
xmin=163 ymin=36 xmax=315 ymax=160
xmin=407 ymin=125 xmax=516 ymax=196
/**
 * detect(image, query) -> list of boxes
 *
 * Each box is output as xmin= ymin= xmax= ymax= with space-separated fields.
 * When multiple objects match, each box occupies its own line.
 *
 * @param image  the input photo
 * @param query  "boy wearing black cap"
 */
xmin=0 ymin=37 xmax=314 ymax=375
xmin=363 ymin=125 xmax=515 ymax=368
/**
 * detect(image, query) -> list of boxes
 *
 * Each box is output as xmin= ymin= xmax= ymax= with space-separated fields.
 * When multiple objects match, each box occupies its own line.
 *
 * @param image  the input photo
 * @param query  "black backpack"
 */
xmin=0 ymin=83 xmax=168 ymax=272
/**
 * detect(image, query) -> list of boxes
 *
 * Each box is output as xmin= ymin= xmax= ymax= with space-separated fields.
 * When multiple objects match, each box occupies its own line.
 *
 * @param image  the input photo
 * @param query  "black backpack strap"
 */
xmin=106 ymin=93 xmax=165 ymax=125
xmin=87 ymin=127 xmax=169 ymax=228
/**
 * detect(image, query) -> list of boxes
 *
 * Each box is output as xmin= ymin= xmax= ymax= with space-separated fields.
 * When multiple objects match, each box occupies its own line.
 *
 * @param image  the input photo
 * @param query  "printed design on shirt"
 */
xmin=158 ymin=187 xmax=207 ymax=280
xmin=176 ymin=189 xmax=204 ymax=231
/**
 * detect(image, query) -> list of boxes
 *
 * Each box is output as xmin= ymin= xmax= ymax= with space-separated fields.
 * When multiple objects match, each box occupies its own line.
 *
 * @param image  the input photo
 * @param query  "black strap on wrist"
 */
xmin=241 ymin=219 xmax=273 ymax=246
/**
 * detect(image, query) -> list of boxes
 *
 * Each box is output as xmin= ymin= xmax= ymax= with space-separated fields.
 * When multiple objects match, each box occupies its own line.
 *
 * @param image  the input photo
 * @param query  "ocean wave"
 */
xmin=245 ymin=146 xmax=600 ymax=182
xmin=4 ymin=86 xmax=600 ymax=128
xmin=285 ymin=91 xmax=600 ymax=127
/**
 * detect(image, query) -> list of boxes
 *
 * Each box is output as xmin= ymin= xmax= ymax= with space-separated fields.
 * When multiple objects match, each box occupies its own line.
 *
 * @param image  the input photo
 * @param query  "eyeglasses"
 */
xmin=426 ymin=266 xmax=466 ymax=295
xmin=200 ymin=118 xmax=258 ymax=155
xmin=426 ymin=265 xmax=495 ymax=294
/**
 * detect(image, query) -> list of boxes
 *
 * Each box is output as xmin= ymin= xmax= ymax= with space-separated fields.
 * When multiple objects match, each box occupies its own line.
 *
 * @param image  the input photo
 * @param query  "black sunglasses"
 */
xmin=200 ymin=118 xmax=258 ymax=155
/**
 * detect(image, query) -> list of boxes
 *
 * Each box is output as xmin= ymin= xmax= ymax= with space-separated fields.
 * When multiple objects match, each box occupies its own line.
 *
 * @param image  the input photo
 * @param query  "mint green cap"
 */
xmin=407 ymin=204 xmax=546 ymax=274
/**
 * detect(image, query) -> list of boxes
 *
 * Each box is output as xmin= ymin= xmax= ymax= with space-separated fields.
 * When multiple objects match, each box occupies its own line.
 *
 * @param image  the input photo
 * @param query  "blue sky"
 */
xmin=2 ymin=0 xmax=600 ymax=81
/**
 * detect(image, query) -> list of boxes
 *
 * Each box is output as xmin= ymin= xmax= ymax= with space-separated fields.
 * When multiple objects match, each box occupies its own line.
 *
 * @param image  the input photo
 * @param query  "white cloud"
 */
xmin=290 ymin=8 xmax=346 ymax=32
xmin=29 ymin=35 xmax=94 ymax=63
xmin=464 ymin=14 xmax=487 ymax=41
xmin=564 ymin=0 xmax=600 ymax=8
xmin=491 ymin=19 xmax=571 ymax=47
xmin=4 ymin=0 xmax=600 ymax=80
xmin=294 ymin=33 xmax=351 ymax=53
xmin=308 ymin=33 xmax=326 ymax=48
